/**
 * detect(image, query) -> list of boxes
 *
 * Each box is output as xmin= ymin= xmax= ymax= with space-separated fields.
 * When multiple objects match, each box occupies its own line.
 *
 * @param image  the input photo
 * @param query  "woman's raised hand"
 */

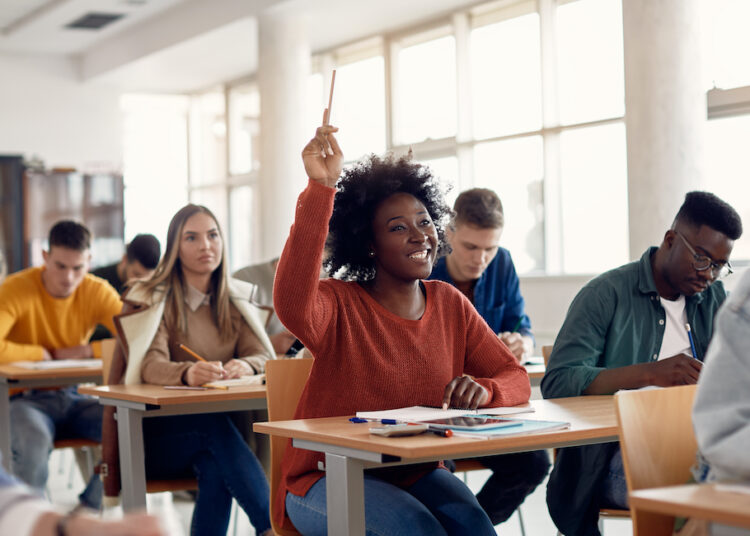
xmin=301 ymin=110 xmax=342 ymax=188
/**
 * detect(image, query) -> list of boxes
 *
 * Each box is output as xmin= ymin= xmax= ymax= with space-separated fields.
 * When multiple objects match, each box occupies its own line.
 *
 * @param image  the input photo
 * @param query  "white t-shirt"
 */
xmin=658 ymin=295 xmax=692 ymax=360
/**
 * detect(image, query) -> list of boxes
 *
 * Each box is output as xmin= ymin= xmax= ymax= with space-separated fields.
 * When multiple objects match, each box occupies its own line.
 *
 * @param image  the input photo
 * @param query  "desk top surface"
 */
xmin=0 ymin=363 xmax=102 ymax=381
xmin=630 ymin=483 xmax=750 ymax=529
xmin=255 ymin=395 xmax=616 ymax=459
xmin=78 ymin=383 xmax=266 ymax=405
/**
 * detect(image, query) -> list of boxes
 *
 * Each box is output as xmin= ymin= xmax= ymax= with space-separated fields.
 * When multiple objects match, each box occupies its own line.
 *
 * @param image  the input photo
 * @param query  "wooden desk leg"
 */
xmin=116 ymin=406 xmax=147 ymax=511
xmin=0 ymin=382 xmax=10 ymax=472
xmin=325 ymin=453 xmax=366 ymax=536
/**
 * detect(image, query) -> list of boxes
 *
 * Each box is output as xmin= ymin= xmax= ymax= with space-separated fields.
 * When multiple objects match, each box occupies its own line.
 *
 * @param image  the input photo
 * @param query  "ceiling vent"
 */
xmin=65 ymin=12 xmax=124 ymax=30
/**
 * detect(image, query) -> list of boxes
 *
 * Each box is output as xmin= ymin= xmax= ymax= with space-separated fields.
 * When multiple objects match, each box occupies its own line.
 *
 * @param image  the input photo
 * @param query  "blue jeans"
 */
xmin=285 ymin=468 xmax=496 ymax=536
xmin=143 ymin=413 xmax=270 ymax=536
xmin=601 ymin=447 xmax=628 ymax=509
xmin=10 ymin=387 xmax=102 ymax=508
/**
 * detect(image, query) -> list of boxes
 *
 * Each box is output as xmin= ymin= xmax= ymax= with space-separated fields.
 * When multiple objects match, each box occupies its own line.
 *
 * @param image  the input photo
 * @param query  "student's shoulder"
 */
xmin=0 ymin=267 xmax=42 ymax=297
xmin=80 ymin=272 xmax=119 ymax=297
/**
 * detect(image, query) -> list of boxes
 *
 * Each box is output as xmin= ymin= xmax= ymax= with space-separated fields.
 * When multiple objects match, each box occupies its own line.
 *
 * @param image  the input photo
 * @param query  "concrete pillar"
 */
xmin=258 ymin=9 xmax=310 ymax=260
xmin=623 ymin=0 xmax=705 ymax=257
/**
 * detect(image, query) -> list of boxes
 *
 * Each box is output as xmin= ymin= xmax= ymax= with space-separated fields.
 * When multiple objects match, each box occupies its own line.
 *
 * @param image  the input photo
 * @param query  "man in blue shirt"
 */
xmin=542 ymin=191 xmax=743 ymax=536
xmin=429 ymin=188 xmax=548 ymax=526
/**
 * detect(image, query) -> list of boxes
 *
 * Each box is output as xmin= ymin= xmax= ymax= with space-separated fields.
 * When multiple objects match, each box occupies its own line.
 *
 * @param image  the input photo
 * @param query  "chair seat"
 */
xmin=453 ymin=459 xmax=487 ymax=472
xmin=146 ymin=478 xmax=198 ymax=493
xmin=600 ymin=508 xmax=631 ymax=518
xmin=53 ymin=438 xmax=99 ymax=449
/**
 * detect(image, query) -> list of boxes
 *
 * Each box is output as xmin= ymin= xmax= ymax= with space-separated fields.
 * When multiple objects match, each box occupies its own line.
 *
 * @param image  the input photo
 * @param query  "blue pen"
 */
xmin=685 ymin=323 xmax=699 ymax=360
xmin=349 ymin=417 xmax=368 ymax=423
xmin=380 ymin=419 xmax=398 ymax=425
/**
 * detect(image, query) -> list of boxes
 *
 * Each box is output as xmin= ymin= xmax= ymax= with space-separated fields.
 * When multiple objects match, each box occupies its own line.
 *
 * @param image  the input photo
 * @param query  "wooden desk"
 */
xmin=0 ymin=363 xmax=102 ymax=472
xmin=79 ymin=383 xmax=267 ymax=510
xmin=255 ymin=395 xmax=617 ymax=535
xmin=630 ymin=483 xmax=750 ymax=531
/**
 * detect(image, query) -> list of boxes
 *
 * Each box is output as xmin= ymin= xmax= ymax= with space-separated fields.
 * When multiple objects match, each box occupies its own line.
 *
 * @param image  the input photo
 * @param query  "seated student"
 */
xmin=691 ymin=268 xmax=750 ymax=536
xmin=90 ymin=234 xmax=161 ymax=341
xmin=0 ymin=452 xmax=164 ymax=536
xmin=0 ymin=220 xmax=122 ymax=509
xmin=541 ymin=191 xmax=743 ymax=536
xmin=101 ymin=204 xmax=275 ymax=536
xmin=273 ymin=120 xmax=530 ymax=535
xmin=428 ymin=187 xmax=549 ymax=525
xmin=234 ymin=257 xmax=297 ymax=354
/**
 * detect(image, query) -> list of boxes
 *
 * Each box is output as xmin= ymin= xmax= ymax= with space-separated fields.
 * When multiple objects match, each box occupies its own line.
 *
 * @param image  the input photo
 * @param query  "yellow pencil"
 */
xmin=179 ymin=343 xmax=207 ymax=362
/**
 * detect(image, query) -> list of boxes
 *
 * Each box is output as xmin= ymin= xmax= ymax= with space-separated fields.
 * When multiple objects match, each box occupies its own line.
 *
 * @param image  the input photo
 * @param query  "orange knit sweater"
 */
xmin=273 ymin=180 xmax=530 ymax=528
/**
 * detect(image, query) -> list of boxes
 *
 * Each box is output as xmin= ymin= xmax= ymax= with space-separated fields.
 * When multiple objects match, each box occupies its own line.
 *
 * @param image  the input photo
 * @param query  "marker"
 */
xmin=685 ymin=323 xmax=699 ymax=360
xmin=427 ymin=427 xmax=453 ymax=438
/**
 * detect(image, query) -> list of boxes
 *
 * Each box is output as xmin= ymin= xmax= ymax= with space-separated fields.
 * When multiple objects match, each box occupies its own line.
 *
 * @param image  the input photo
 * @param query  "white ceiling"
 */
xmin=0 ymin=0 xmax=481 ymax=93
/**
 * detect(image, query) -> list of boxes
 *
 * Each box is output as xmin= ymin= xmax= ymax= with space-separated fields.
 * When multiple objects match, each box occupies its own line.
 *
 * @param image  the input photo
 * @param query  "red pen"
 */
xmin=427 ymin=427 xmax=453 ymax=438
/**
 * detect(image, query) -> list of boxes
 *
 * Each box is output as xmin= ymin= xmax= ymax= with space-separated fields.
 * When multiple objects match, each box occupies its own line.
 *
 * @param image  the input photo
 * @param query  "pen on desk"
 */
xmin=164 ymin=385 xmax=208 ymax=391
xmin=349 ymin=417 xmax=368 ymax=423
xmin=427 ymin=427 xmax=453 ymax=438
xmin=380 ymin=419 xmax=398 ymax=425
xmin=685 ymin=323 xmax=699 ymax=360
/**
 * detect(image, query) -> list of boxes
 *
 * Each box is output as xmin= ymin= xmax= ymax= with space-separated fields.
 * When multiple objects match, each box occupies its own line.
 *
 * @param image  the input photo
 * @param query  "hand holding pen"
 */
xmin=180 ymin=344 xmax=228 ymax=386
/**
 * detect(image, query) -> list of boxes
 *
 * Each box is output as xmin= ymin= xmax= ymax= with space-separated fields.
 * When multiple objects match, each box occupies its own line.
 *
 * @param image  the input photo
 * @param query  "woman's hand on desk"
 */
xmin=185 ymin=361 xmax=227 ymax=386
xmin=442 ymin=376 xmax=490 ymax=410
xmin=223 ymin=359 xmax=254 ymax=378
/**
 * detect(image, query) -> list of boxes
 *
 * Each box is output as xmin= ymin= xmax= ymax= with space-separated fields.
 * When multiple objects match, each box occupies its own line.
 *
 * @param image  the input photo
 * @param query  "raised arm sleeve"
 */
xmin=273 ymin=180 xmax=338 ymax=351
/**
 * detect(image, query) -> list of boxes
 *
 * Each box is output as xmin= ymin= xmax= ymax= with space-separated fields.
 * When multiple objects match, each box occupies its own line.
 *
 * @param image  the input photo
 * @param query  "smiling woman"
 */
xmin=272 ymin=119 xmax=531 ymax=535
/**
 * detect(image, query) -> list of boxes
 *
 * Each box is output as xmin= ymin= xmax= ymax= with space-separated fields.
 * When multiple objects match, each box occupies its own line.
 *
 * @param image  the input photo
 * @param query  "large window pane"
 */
xmin=189 ymin=91 xmax=226 ymax=186
xmin=228 ymin=185 xmax=259 ymax=272
xmin=421 ymin=155 xmax=459 ymax=208
xmin=189 ymin=187 xmax=228 ymax=241
xmin=334 ymin=57 xmax=387 ymax=160
xmin=306 ymin=72 xmax=325 ymax=131
xmin=471 ymin=13 xmax=542 ymax=138
xmin=704 ymin=114 xmax=750 ymax=261
xmin=394 ymin=34 xmax=457 ymax=145
xmin=557 ymin=0 xmax=624 ymax=125
xmin=559 ymin=122 xmax=628 ymax=274
xmin=121 ymin=94 xmax=189 ymax=247
xmin=473 ymin=136 xmax=544 ymax=274
xmin=703 ymin=0 xmax=750 ymax=90
xmin=228 ymin=84 xmax=260 ymax=175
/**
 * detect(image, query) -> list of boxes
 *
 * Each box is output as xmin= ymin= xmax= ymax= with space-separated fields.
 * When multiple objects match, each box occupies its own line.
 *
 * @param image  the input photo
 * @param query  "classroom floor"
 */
xmin=46 ymin=448 xmax=634 ymax=535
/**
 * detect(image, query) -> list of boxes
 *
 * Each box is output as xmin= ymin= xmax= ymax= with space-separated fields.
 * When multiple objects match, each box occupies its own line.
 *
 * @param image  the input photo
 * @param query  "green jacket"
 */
xmin=541 ymin=247 xmax=726 ymax=536
xmin=542 ymin=247 xmax=726 ymax=398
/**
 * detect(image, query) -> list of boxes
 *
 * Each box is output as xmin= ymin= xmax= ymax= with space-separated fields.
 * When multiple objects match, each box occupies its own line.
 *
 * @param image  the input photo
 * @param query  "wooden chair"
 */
xmin=543 ymin=343 xmax=631 ymax=531
xmin=615 ymin=385 xmax=698 ymax=536
xmin=266 ymin=357 xmax=313 ymax=536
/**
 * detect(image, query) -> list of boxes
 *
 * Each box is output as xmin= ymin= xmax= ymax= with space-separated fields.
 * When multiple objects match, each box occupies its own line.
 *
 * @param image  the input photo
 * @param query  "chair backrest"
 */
xmin=266 ymin=358 xmax=313 ymax=536
xmin=100 ymin=338 xmax=117 ymax=384
xmin=615 ymin=385 xmax=698 ymax=536
xmin=541 ymin=345 xmax=553 ymax=367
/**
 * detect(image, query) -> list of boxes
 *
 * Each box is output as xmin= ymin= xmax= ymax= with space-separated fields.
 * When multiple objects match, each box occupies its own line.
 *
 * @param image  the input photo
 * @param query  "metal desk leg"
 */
xmin=0 ymin=382 xmax=10 ymax=472
xmin=116 ymin=406 xmax=147 ymax=511
xmin=325 ymin=453 xmax=366 ymax=536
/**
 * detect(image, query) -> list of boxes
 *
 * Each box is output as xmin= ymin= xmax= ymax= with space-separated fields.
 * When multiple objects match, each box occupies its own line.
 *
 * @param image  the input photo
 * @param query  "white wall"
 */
xmin=0 ymin=53 xmax=122 ymax=170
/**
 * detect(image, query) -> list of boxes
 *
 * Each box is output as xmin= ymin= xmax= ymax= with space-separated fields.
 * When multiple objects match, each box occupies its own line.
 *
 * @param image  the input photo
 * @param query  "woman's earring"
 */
xmin=369 ymin=251 xmax=375 ymax=258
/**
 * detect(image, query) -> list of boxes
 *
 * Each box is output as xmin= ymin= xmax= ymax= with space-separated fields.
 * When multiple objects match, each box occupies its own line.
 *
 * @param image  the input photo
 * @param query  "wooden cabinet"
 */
xmin=0 ymin=159 xmax=124 ymax=273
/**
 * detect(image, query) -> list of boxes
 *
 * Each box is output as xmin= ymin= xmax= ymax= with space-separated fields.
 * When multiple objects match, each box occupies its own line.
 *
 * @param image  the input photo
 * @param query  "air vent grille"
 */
xmin=65 ymin=12 xmax=124 ymax=30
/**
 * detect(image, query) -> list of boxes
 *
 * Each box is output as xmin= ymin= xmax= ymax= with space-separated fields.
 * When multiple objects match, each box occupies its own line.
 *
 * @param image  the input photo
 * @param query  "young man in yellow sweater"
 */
xmin=0 ymin=220 xmax=122 ymax=509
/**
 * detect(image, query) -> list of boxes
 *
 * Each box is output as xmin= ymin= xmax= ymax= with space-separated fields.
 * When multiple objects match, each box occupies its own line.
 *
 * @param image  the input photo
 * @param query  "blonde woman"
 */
xmin=103 ymin=204 xmax=274 ymax=536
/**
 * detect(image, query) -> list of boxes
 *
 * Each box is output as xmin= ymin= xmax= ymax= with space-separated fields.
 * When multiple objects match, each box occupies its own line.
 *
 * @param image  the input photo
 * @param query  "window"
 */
xmin=228 ymin=84 xmax=260 ymax=175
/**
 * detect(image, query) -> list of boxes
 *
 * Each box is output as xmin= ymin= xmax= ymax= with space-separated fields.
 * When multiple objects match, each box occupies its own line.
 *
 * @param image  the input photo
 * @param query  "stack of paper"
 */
xmin=356 ymin=404 xmax=534 ymax=422
xmin=13 ymin=360 xmax=101 ymax=370
xmin=450 ymin=419 xmax=570 ymax=439
xmin=203 ymin=374 xmax=265 ymax=388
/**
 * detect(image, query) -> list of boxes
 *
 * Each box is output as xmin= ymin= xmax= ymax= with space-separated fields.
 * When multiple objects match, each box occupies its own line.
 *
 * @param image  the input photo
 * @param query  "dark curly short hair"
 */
xmin=674 ymin=191 xmax=743 ymax=240
xmin=325 ymin=153 xmax=452 ymax=281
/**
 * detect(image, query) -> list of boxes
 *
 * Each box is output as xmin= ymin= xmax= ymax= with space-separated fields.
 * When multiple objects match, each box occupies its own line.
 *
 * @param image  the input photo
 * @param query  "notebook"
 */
xmin=203 ymin=374 xmax=265 ymax=388
xmin=449 ymin=418 xmax=570 ymax=439
xmin=355 ymin=404 xmax=534 ymax=422
xmin=13 ymin=359 xmax=101 ymax=370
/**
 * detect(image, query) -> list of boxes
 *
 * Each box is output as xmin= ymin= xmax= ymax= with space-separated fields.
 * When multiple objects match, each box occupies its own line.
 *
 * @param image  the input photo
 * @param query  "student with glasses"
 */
xmin=541 ymin=191 xmax=743 ymax=536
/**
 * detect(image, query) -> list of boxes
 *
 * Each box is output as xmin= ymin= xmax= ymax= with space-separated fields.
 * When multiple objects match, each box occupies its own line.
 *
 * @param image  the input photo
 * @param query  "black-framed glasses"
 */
xmin=675 ymin=231 xmax=733 ymax=279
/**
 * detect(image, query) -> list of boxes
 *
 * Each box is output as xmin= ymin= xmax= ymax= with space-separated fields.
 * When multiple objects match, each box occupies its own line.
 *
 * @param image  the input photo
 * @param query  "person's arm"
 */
xmin=693 ymin=273 xmax=750 ymax=480
xmin=140 ymin=317 xmax=194 ymax=385
xmin=0 ymin=285 xmax=46 ymax=363
xmin=273 ymin=123 xmax=342 ymax=352
xmin=447 ymin=293 xmax=531 ymax=409
xmin=224 ymin=316 xmax=273 ymax=377
xmin=494 ymin=251 xmax=533 ymax=361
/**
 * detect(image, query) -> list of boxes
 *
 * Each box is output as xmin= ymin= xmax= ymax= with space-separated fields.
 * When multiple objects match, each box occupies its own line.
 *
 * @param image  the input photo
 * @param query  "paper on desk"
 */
xmin=715 ymin=483 xmax=750 ymax=495
xmin=203 ymin=374 xmax=265 ymax=388
xmin=13 ymin=359 xmax=101 ymax=370
xmin=452 ymin=419 xmax=570 ymax=440
xmin=356 ymin=404 xmax=533 ymax=422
